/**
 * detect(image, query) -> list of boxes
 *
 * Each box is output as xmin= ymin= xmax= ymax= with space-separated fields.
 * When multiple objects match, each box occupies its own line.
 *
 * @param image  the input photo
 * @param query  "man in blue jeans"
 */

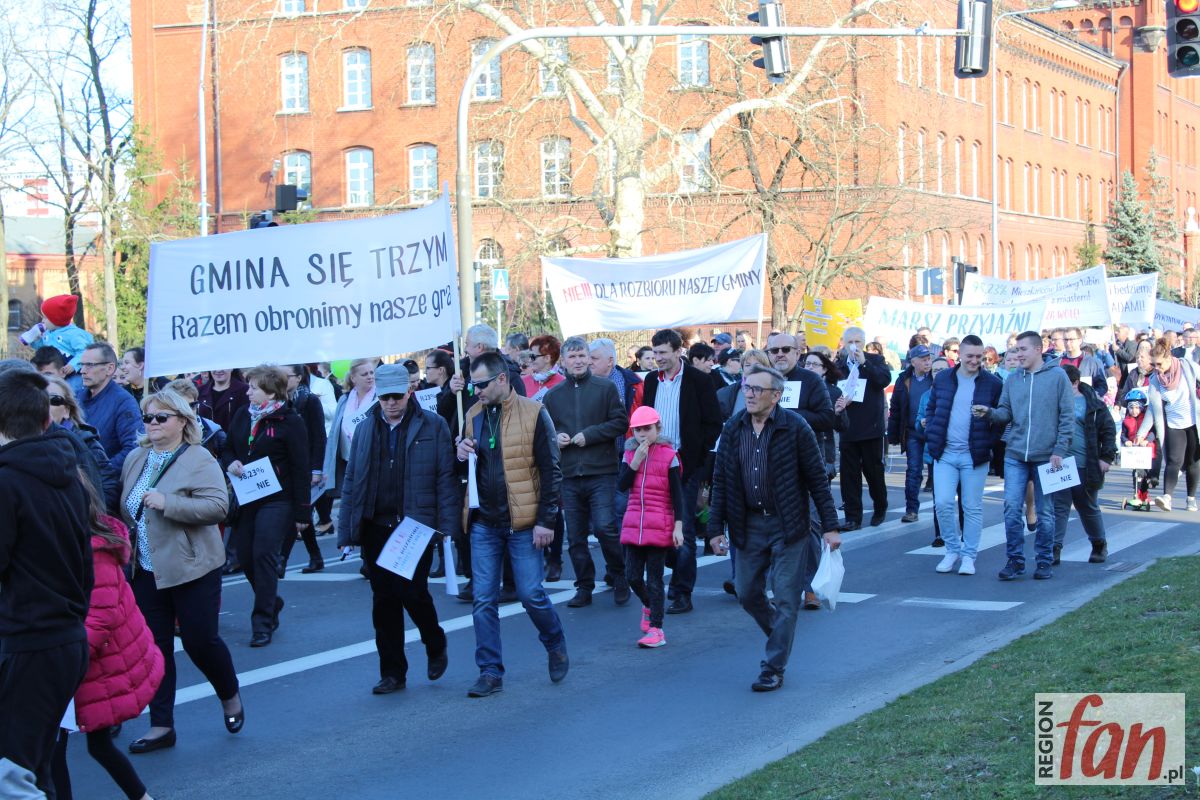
xmin=457 ymin=352 xmax=568 ymax=697
xmin=888 ymin=344 xmax=933 ymax=524
xmin=978 ymin=330 xmax=1074 ymax=581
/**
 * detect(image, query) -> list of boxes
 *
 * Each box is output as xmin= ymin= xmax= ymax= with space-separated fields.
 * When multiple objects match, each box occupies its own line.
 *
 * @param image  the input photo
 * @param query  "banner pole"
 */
xmin=756 ymin=263 xmax=766 ymax=346
xmin=453 ymin=335 xmax=465 ymax=437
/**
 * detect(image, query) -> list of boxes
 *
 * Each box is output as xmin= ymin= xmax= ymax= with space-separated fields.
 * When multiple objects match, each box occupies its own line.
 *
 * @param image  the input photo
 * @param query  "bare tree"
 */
xmin=0 ymin=19 xmax=33 ymax=348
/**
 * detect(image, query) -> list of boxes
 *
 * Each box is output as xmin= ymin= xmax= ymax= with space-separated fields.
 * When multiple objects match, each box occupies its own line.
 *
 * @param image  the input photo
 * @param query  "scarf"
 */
xmin=249 ymin=399 xmax=285 ymax=441
xmin=1157 ymin=356 xmax=1183 ymax=392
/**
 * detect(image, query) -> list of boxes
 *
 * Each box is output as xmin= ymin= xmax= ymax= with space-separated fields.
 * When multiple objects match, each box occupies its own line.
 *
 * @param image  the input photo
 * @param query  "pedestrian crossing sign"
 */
xmin=492 ymin=268 xmax=510 ymax=301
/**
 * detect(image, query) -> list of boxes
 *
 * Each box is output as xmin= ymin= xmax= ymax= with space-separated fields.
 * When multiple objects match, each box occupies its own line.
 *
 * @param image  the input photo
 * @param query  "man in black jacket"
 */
xmin=544 ymin=337 xmax=630 ymax=608
xmin=835 ymin=327 xmax=893 ymax=530
xmin=337 ymin=363 xmax=459 ymax=695
xmin=641 ymin=329 xmax=722 ymax=614
xmin=708 ymin=365 xmax=841 ymax=692
xmin=0 ymin=369 xmax=92 ymax=796
xmin=765 ymin=332 xmax=837 ymax=433
xmin=887 ymin=345 xmax=933 ymax=523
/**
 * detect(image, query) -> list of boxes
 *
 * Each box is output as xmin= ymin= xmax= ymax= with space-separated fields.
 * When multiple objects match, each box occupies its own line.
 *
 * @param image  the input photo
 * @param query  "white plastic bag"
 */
xmin=810 ymin=541 xmax=845 ymax=611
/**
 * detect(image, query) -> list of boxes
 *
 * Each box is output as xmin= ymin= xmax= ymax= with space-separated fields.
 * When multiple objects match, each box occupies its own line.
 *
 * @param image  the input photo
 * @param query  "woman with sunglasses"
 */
xmin=523 ymin=335 xmax=565 ymax=401
xmin=1137 ymin=339 xmax=1200 ymax=511
xmin=224 ymin=365 xmax=312 ymax=647
xmin=46 ymin=374 xmax=120 ymax=511
xmin=120 ymin=388 xmax=241 ymax=754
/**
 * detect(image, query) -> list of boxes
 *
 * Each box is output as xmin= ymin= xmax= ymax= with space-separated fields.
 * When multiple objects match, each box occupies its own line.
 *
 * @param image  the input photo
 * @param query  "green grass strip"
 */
xmin=708 ymin=555 xmax=1200 ymax=800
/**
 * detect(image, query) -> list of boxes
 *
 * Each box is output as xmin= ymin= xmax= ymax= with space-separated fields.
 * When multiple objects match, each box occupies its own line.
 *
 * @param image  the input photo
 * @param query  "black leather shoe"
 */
xmin=276 ymin=560 xmax=287 ymax=579
xmin=467 ymin=674 xmax=503 ymax=697
xmin=250 ymin=631 xmax=272 ymax=647
xmin=1089 ymin=541 xmax=1108 ymax=563
xmin=1051 ymin=544 xmax=1062 ymax=566
xmin=271 ymin=596 xmax=284 ymax=632
xmin=372 ymin=676 xmax=406 ymax=695
xmin=545 ymin=562 xmax=562 ymax=583
xmin=751 ymin=671 xmax=784 ymax=692
xmin=722 ymin=580 xmax=737 ymax=597
xmin=613 ymin=580 xmax=631 ymax=606
xmin=666 ymin=595 xmax=692 ymax=614
xmin=869 ymin=511 xmax=887 ymax=527
xmin=223 ymin=693 xmax=244 ymax=733
xmin=839 ymin=520 xmax=861 ymax=532
xmin=427 ymin=649 xmax=448 ymax=681
xmin=566 ymin=590 xmax=592 ymax=608
xmin=128 ymin=729 xmax=176 ymax=754
xmin=430 ymin=563 xmax=445 ymax=579
xmin=931 ymin=536 xmax=945 ymax=547
xmin=548 ymin=647 xmax=569 ymax=683
xmin=301 ymin=558 xmax=324 ymax=574
xmin=222 ymin=562 xmax=241 ymax=575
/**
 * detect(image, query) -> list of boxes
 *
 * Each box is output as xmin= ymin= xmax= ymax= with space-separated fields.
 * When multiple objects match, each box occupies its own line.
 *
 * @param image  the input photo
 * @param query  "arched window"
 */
xmin=897 ymin=126 xmax=907 ymax=184
xmin=916 ymin=129 xmax=927 ymax=188
xmin=935 ymin=133 xmax=945 ymax=193
xmin=953 ymin=138 xmax=964 ymax=195
xmin=409 ymin=144 xmax=438 ymax=204
xmin=471 ymin=39 xmax=502 ymax=101
xmin=677 ymin=32 xmax=710 ymax=87
xmin=283 ymin=151 xmax=312 ymax=207
xmin=342 ymin=48 xmax=372 ymax=109
xmin=541 ymin=137 xmax=572 ymax=198
xmin=971 ymin=142 xmax=981 ymax=197
xmin=280 ymin=53 xmax=309 ymax=113
xmin=474 ymin=140 xmax=504 ymax=199
xmin=345 ymin=148 xmax=374 ymax=207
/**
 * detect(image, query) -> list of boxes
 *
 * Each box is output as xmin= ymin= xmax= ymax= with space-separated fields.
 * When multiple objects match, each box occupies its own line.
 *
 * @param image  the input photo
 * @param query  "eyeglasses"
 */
xmin=742 ymin=384 xmax=777 ymax=397
xmin=945 ymin=348 xmax=959 ymax=354
xmin=78 ymin=362 xmax=112 ymax=370
xmin=804 ymin=361 xmax=823 ymax=369
xmin=142 ymin=412 xmax=179 ymax=425
xmin=470 ymin=373 xmax=503 ymax=391
xmin=767 ymin=346 xmax=793 ymax=355
xmin=379 ymin=393 xmax=406 ymax=402
xmin=48 ymin=395 xmax=68 ymax=406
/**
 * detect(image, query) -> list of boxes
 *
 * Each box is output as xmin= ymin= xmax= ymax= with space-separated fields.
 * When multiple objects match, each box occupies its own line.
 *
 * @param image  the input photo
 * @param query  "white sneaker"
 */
xmin=1188 ymin=498 xmax=1198 ymax=512
xmin=1154 ymin=495 xmax=1173 ymax=512
xmin=936 ymin=553 xmax=961 ymax=573
xmin=958 ymin=557 xmax=976 ymax=576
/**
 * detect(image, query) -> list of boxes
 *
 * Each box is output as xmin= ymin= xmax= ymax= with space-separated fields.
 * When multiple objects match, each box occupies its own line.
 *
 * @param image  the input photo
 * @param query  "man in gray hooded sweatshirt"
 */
xmin=976 ymin=330 xmax=1074 ymax=581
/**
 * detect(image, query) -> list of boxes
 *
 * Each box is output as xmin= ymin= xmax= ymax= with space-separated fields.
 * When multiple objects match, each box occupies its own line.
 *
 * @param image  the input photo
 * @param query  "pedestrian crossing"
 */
xmin=904 ymin=520 xmax=1179 ymax=561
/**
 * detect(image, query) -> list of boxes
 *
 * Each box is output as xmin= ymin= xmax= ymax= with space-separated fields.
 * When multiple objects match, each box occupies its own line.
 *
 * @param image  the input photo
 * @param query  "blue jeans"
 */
xmin=1052 ymin=484 xmax=1107 ymax=547
xmin=1002 ymin=458 xmax=1055 ymax=568
xmin=933 ymin=450 xmax=988 ymax=559
xmin=667 ymin=471 xmax=704 ymax=598
xmin=470 ymin=523 xmax=565 ymax=678
xmin=904 ymin=432 xmax=925 ymax=513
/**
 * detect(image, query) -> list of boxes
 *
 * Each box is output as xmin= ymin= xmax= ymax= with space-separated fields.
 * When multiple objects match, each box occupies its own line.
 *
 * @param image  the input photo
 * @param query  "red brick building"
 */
xmin=130 ymin=0 xmax=1200 ymax=327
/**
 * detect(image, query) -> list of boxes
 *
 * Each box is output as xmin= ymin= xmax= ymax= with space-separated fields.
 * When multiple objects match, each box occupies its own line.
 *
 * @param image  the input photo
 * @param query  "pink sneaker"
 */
xmin=640 ymin=607 xmax=651 ymax=634
xmin=637 ymin=627 xmax=666 ymax=648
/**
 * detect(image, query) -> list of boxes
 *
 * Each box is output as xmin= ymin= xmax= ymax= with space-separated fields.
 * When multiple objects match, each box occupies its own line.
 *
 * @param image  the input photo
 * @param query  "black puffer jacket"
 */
xmin=709 ymin=406 xmax=840 ymax=549
xmin=1073 ymin=381 xmax=1119 ymax=490
xmin=223 ymin=405 xmax=311 ymax=524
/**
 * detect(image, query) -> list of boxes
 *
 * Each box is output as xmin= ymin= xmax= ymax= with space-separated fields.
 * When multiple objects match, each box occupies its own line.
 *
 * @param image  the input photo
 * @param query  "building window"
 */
xmin=1023 ymin=162 xmax=1031 ymax=211
xmin=916 ymin=129 xmax=926 ymax=189
xmin=475 ymin=140 xmax=503 ymax=199
xmin=279 ymin=0 xmax=305 ymax=14
xmin=1032 ymin=164 xmax=1041 ymax=214
xmin=7 ymin=299 xmax=21 ymax=331
xmin=283 ymin=151 xmax=312 ymax=208
xmin=407 ymin=44 xmax=436 ymax=105
xmin=914 ymin=37 xmax=924 ymax=88
xmin=1021 ymin=80 xmax=1030 ymax=129
xmin=953 ymin=138 xmax=963 ymax=195
xmin=1081 ymin=101 xmax=1090 ymax=147
xmin=541 ymin=137 xmax=571 ymax=198
xmin=607 ymin=51 xmax=622 ymax=91
xmin=342 ymin=49 xmax=371 ymax=110
xmin=345 ymin=148 xmax=374 ymax=207
xmin=539 ymin=38 xmax=568 ymax=97
xmin=1058 ymin=170 xmax=1066 ymax=217
xmin=677 ymin=33 xmax=709 ymax=88
xmin=344 ymin=0 xmax=367 ymax=7
xmin=280 ymin=53 xmax=309 ymax=113
xmin=971 ymin=142 xmax=981 ymax=198
xmin=935 ymin=133 xmax=945 ymax=194
xmin=897 ymin=126 xmax=906 ymax=184
xmin=678 ymin=130 xmax=712 ymax=193
xmin=472 ymin=40 xmax=501 ymax=102
xmin=409 ymin=144 xmax=438 ymax=204
xmin=897 ymin=40 xmax=907 ymax=84
xmin=1030 ymin=83 xmax=1040 ymax=132
xmin=934 ymin=38 xmax=943 ymax=93
xmin=1001 ymin=74 xmax=1010 ymax=123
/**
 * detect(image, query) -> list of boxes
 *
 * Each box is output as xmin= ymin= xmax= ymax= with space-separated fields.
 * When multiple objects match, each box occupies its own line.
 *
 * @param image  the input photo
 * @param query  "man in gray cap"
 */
xmin=710 ymin=332 xmax=733 ymax=356
xmin=887 ymin=344 xmax=934 ymax=523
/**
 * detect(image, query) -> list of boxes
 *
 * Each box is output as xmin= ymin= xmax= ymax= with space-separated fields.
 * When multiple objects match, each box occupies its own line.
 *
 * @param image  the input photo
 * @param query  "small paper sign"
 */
xmin=349 ymin=404 xmax=374 ymax=430
xmin=414 ymin=387 xmax=441 ymax=413
xmin=443 ymin=535 xmax=459 ymax=596
xmin=1037 ymin=456 xmax=1081 ymax=494
xmin=468 ymin=452 xmax=480 ymax=509
xmin=1079 ymin=376 xmax=1092 ymax=387
xmin=780 ymin=381 xmax=803 ymax=409
xmin=375 ymin=517 xmax=437 ymax=580
xmin=1119 ymin=445 xmax=1153 ymax=470
xmin=229 ymin=457 xmax=283 ymax=505
xmin=635 ymin=372 xmax=650 ymax=381
xmin=838 ymin=377 xmax=866 ymax=403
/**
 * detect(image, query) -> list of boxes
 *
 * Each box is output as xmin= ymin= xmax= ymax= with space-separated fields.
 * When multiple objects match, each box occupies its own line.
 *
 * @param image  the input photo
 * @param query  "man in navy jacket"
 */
xmin=75 ymin=342 xmax=141 ymax=474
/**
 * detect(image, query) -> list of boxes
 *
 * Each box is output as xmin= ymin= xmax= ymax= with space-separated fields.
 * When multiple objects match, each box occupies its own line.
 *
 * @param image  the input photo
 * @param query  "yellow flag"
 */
xmin=802 ymin=296 xmax=863 ymax=350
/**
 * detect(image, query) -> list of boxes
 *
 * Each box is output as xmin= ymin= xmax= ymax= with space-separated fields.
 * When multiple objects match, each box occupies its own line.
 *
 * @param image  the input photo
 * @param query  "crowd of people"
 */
xmin=3 ymin=292 xmax=1200 ymax=797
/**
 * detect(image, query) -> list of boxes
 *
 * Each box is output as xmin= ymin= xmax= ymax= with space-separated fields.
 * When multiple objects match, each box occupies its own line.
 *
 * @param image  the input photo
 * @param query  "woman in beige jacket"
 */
xmin=120 ymin=388 xmax=243 ymax=754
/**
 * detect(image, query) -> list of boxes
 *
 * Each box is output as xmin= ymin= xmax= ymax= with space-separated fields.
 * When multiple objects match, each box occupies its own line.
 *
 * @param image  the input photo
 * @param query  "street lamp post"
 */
xmin=990 ymin=0 xmax=1079 ymax=277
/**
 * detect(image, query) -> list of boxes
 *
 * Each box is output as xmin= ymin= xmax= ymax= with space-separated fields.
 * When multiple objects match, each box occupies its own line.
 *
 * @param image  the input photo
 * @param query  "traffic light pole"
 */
xmin=453 ymin=23 xmax=970 ymax=338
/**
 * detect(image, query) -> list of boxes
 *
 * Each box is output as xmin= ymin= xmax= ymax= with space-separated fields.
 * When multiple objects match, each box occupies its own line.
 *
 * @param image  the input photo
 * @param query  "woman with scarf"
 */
xmin=523 ymin=335 xmax=565 ymax=401
xmin=223 ymin=365 xmax=311 ymax=647
xmin=280 ymin=364 xmax=328 ymax=574
xmin=1137 ymin=340 xmax=1200 ymax=511
xmin=317 ymin=358 xmax=379 ymax=540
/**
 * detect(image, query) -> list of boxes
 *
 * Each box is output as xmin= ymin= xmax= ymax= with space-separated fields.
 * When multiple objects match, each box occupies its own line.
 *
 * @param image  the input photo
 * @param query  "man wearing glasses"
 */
xmin=76 ymin=342 xmax=142 ymax=472
xmin=765 ymin=332 xmax=837 ymax=434
xmin=707 ymin=365 xmax=841 ymax=692
xmin=456 ymin=352 xmax=568 ymax=697
xmin=1050 ymin=327 xmax=1107 ymax=389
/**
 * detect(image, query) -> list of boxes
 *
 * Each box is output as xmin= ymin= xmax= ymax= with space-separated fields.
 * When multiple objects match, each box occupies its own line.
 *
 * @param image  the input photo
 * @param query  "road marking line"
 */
xmin=900 ymin=597 xmax=1022 ymax=612
xmin=836 ymin=592 xmax=875 ymax=604
xmin=907 ymin=523 xmax=1006 ymax=556
xmin=1060 ymin=521 xmax=1176 ymax=562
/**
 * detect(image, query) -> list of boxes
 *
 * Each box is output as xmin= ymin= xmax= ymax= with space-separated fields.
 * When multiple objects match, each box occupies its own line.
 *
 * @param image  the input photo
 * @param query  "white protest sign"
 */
xmin=375 ymin=517 xmax=437 ymax=580
xmin=1119 ymin=446 xmax=1153 ymax=470
xmin=837 ymin=377 xmax=866 ymax=403
xmin=1037 ymin=456 xmax=1081 ymax=494
xmin=146 ymin=193 xmax=459 ymax=377
xmin=543 ymin=234 xmax=766 ymax=336
xmin=443 ymin=536 xmax=459 ymax=596
xmin=1106 ymin=273 xmax=1158 ymax=330
xmin=1153 ymin=298 xmax=1200 ymax=332
xmin=467 ymin=452 xmax=480 ymax=509
xmin=863 ymin=296 xmax=1048 ymax=353
xmin=960 ymin=265 xmax=1110 ymax=328
xmin=414 ymin=387 xmax=441 ymax=413
xmin=780 ymin=381 xmax=803 ymax=408
xmin=228 ymin=457 xmax=283 ymax=505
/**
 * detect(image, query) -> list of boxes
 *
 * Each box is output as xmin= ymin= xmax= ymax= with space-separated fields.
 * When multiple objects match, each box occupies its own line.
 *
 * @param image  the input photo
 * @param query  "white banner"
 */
xmin=146 ymin=193 xmax=459 ymax=377
xmin=960 ymin=265 xmax=1111 ymax=328
xmin=1153 ymin=298 xmax=1200 ymax=332
xmin=542 ymin=234 xmax=766 ymax=336
xmin=863 ymin=297 xmax=1048 ymax=352
xmin=1106 ymin=273 xmax=1158 ymax=330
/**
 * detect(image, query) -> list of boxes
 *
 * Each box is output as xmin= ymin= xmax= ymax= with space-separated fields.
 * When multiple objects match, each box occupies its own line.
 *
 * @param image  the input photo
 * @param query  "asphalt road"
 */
xmin=64 ymin=467 xmax=1200 ymax=799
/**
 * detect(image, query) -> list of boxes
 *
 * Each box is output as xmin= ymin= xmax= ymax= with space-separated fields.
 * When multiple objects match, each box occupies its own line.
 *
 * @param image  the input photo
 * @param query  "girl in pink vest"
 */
xmin=618 ymin=407 xmax=684 ymax=648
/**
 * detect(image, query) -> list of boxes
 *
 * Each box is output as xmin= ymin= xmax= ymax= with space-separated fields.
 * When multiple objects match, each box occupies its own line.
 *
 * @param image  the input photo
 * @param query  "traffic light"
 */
xmin=1168 ymin=0 xmax=1200 ymax=78
xmin=953 ymin=0 xmax=992 ymax=79
xmin=748 ymin=0 xmax=791 ymax=84
xmin=248 ymin=211 xmax=277 ymax=229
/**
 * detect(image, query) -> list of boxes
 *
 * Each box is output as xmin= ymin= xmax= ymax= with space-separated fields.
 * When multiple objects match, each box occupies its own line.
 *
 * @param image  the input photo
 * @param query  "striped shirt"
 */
xmin=739 ymin=411 xmax=776 ymax=511
xmin=654 ymin=365 xmax=684 ymax=446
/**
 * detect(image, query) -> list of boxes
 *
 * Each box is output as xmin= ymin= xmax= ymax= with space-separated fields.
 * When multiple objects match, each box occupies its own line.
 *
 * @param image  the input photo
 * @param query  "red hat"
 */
xmin=629 ymin=406 xmax=661 ymax=428
xmin=42 ymin=294 xmax=78 ymax=327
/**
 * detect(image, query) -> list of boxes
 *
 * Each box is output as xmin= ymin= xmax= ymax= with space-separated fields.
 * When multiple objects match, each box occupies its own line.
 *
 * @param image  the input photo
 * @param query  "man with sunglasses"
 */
xmin=76 ymin=342 xmax=142 ymax=473
xmin=765 ymin=332 xmax=836 ymax=434
xmin=336 ymin=363 xmax=457 ymax=694
xmin=456 ymin=352 xmax=567 ymax=697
